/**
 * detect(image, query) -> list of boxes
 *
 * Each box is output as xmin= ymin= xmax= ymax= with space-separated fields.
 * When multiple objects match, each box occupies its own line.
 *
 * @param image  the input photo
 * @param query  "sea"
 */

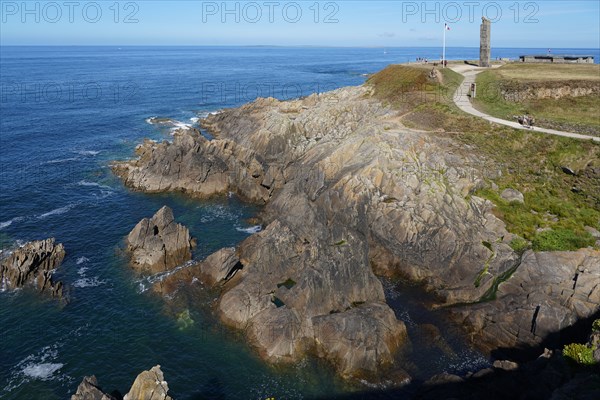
xmin=1 ymin=46 xmax=598 ymax=400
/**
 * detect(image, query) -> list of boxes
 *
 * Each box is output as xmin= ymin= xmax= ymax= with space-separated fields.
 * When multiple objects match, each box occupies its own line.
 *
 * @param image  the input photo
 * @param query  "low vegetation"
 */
xmin=472 ymin=64 xmax=600 ymax=136
xmin=368 ymin=63 xmax=600 ymax=252
xmin=562 ymin=319 xmax=599 ymax=366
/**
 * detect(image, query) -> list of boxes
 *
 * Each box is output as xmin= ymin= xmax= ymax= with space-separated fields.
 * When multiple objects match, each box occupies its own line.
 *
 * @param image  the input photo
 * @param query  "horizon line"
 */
xmin=1 ymin=44 xmax=598 ymax=50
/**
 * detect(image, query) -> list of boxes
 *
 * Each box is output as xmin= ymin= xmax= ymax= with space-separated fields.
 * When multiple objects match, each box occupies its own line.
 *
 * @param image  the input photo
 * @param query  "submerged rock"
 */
xmin=126 ymin=206 xmax=194 ymax=275
xmin=0 ymin=238 xmax=66 ymax=298
xmin=72 ymin=366 xmax=172 ymax=400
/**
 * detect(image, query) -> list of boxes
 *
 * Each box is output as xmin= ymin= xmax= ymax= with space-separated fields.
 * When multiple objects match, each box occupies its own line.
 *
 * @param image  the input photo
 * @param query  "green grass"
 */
xmin=509 ymin=238 xmax=530 ymax=254
xmin=532 ymin=229 xmax=595 ymax=252
xmin=367 ymin=63 xmax=600 ymax=253
xmin=473 ymin=66 xmax=600 ymax=135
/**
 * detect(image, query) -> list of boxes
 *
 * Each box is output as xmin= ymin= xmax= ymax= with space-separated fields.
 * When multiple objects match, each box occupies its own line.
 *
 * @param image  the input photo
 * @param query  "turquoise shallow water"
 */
xmin=1 ymin=46 xmax=597 ymax=399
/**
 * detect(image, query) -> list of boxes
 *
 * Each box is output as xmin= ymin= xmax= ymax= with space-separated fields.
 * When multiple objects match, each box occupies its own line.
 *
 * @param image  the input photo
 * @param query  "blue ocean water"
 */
xmin=0 ymin=46 xmax=598 ymax=400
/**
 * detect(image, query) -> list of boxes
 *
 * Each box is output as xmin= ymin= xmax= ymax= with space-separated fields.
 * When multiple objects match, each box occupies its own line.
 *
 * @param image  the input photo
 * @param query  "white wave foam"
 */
xmin=75 ymin=150 xmax=101 ymax=156
xmin=3 ymin=342 xmax=72 ymax=392
xmin=145 ymin=116 xmax=158 ymax=124
xmin=236 ymin=225 xmax=262 ymax=234
xmin=77 ymin=267 xmax=89 ymax=276
xmin=22 ymin=363 xmax=63 ymax=380
xmin=77 ymin=180 xmax=113 ymax=190
xmin=76 ymin=256 xmax=90 ymax=265
xmin=0 ymin=216 xmax=25 ymax=230
xmin=37 ymin=203 xmax=77 ymax=219
xmin=136 ymin=260 xmax=196 ymax=293
xmin=169 ymin=121 xmax=193 ymax=135
xmin=199 ymin=204 xmax=241 ymax=223
xmin=42 ymin=157 xmax=79 ymax=165
xmin=73 ymin=277 xmax=106 ymax=288
xmin=190 ymin=117 xmax=200 ymax=124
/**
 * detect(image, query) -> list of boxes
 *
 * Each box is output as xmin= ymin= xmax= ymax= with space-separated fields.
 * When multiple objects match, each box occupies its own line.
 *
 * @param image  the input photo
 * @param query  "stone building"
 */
xmin=519 ymin=54 xmax=595 ymax=64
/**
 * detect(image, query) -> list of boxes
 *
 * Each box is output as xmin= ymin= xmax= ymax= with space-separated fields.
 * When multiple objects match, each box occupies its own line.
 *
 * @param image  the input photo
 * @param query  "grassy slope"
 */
xmin=367 ymin=64 xmax=600 ymax=252
xmin=472 ymin=64 xmax=600 ymax=135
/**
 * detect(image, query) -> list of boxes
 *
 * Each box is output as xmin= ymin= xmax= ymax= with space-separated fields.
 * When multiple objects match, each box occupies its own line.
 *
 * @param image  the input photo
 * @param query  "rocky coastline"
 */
xmin=111 ymin=83 xmax=600 ymax=382
xmin=0 ymin=238 xmax=66 ymax=299
xmin=71 ymin=365 xmax=172 ymax=400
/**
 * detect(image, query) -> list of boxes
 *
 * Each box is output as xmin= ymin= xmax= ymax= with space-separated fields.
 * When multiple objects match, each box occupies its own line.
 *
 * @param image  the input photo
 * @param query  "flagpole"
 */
xmin=443 ymin=23 xmax=446 ymax=67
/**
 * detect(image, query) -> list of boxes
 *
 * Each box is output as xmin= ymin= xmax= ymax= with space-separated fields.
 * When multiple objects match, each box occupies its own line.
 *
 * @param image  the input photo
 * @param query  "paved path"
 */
xmin=449 ymin=66 xmax=600 ymax=143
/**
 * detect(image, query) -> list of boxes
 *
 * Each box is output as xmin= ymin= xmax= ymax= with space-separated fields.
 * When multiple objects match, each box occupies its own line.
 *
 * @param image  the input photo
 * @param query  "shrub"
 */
xmin=532 ymin=228 xmax=595 ymax=252
xmin=563 ymin=343 xmax=596 ymax=365
xmin=593 ymin=319 xmax=600 ymax=332
xmin=509 ymin=238 xmax=530 ymax=254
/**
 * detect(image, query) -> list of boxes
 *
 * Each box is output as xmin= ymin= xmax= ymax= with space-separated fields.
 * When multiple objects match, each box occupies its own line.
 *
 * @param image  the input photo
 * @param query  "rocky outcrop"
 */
xmin=0 ymin=238 xmax=66 ymax=297
xmin=113 ymin=83 xmax=599 ymax=379
xmin=126 ymin=206 xmax=194 ymax=275
xmin=71 ymin=376 xmax=116 ymax=400
xmin=124 ymin=365 xmax=172 ymax=400
xmin=452 ymin=248 xmax=600 ymax=353
xmin=72 ymin=366 xmax=172 ymax=400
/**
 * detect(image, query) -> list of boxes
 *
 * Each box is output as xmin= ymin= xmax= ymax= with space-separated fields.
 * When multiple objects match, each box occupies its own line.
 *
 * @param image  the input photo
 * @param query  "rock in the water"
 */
xmin=493 ymin=360 xmax=519 ymax=371
xmin=500 ymin=188 xmax=524 ymax=204
xmin=0 ymin=238 xmax=66 ymax=297
xmin=126 ymin=206 xmax=194 ymax=275
xmin=124 ymin=365 xmax=172 ymax=400
xmin=71 ymin=376 xmax=116 ymax=400
xmin=72 ymin=366 xmax=172 ymax=400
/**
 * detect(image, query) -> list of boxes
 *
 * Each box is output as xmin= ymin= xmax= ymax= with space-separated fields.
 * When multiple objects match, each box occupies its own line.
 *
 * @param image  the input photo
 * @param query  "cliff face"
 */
xmin=113 ymin=85 xmax=600 ymax=379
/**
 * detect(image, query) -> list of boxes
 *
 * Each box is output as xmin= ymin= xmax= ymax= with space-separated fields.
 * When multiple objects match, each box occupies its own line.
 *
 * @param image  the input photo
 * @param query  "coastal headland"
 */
xmin=110 ymin=61 xmax=599 ymax=390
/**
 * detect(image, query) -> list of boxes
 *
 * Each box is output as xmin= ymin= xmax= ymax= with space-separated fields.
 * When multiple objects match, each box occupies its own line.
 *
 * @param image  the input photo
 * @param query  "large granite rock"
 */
xmin=113 ymin=84 xmax=599 ymax=379
xmin=71 ymin=376 xmax=116 ymax=400
xmin=452 ymin=248 xmax=600 ymax=353
xmin=72 ymin=366 xmax=172 ymax=400
xmin=126 ymin=206 xmax=194 ymax=275
xmin=124 ymin=365 xmax=172 ymax=400
xmin=0 ymin=238 xmax=66 ymax=298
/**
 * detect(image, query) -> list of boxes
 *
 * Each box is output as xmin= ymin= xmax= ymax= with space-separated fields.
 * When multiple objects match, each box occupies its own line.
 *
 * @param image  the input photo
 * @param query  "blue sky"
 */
xmin=1 ymin=1 xmax=599 ymax=48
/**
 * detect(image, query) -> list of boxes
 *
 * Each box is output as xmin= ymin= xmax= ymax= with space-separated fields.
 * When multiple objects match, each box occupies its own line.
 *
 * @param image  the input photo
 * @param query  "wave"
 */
xmin=74 ymin=150 xmax=101 ymax=156
xmin=199 ymin=204 xmax=242 ymax=224
xmin=41 ymin=157 xmax=80 ymax=165
xmin=22 ymin=363 xmax=64 ymax=380
xmin=73 ymin=277 xmax=106 ymax=288
xmin=37 ymin=203 xmax=78 ymax=219
xmin=0 ymin=216 xmax=25 ymax=230
xmin=77 ymin=180 xmax=112 ymax=190
xmin=236 ymin=225 xmax=262 ymax=234
xmin=190 ymin=117 xmax=200 ymax=124
xmin=136 ymin=260 xmax=196 ymax=293
xmin=3 ymin=340 xmax=74 ymax=392
xmin=76 ymin=256 xmax=90 ymax=265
